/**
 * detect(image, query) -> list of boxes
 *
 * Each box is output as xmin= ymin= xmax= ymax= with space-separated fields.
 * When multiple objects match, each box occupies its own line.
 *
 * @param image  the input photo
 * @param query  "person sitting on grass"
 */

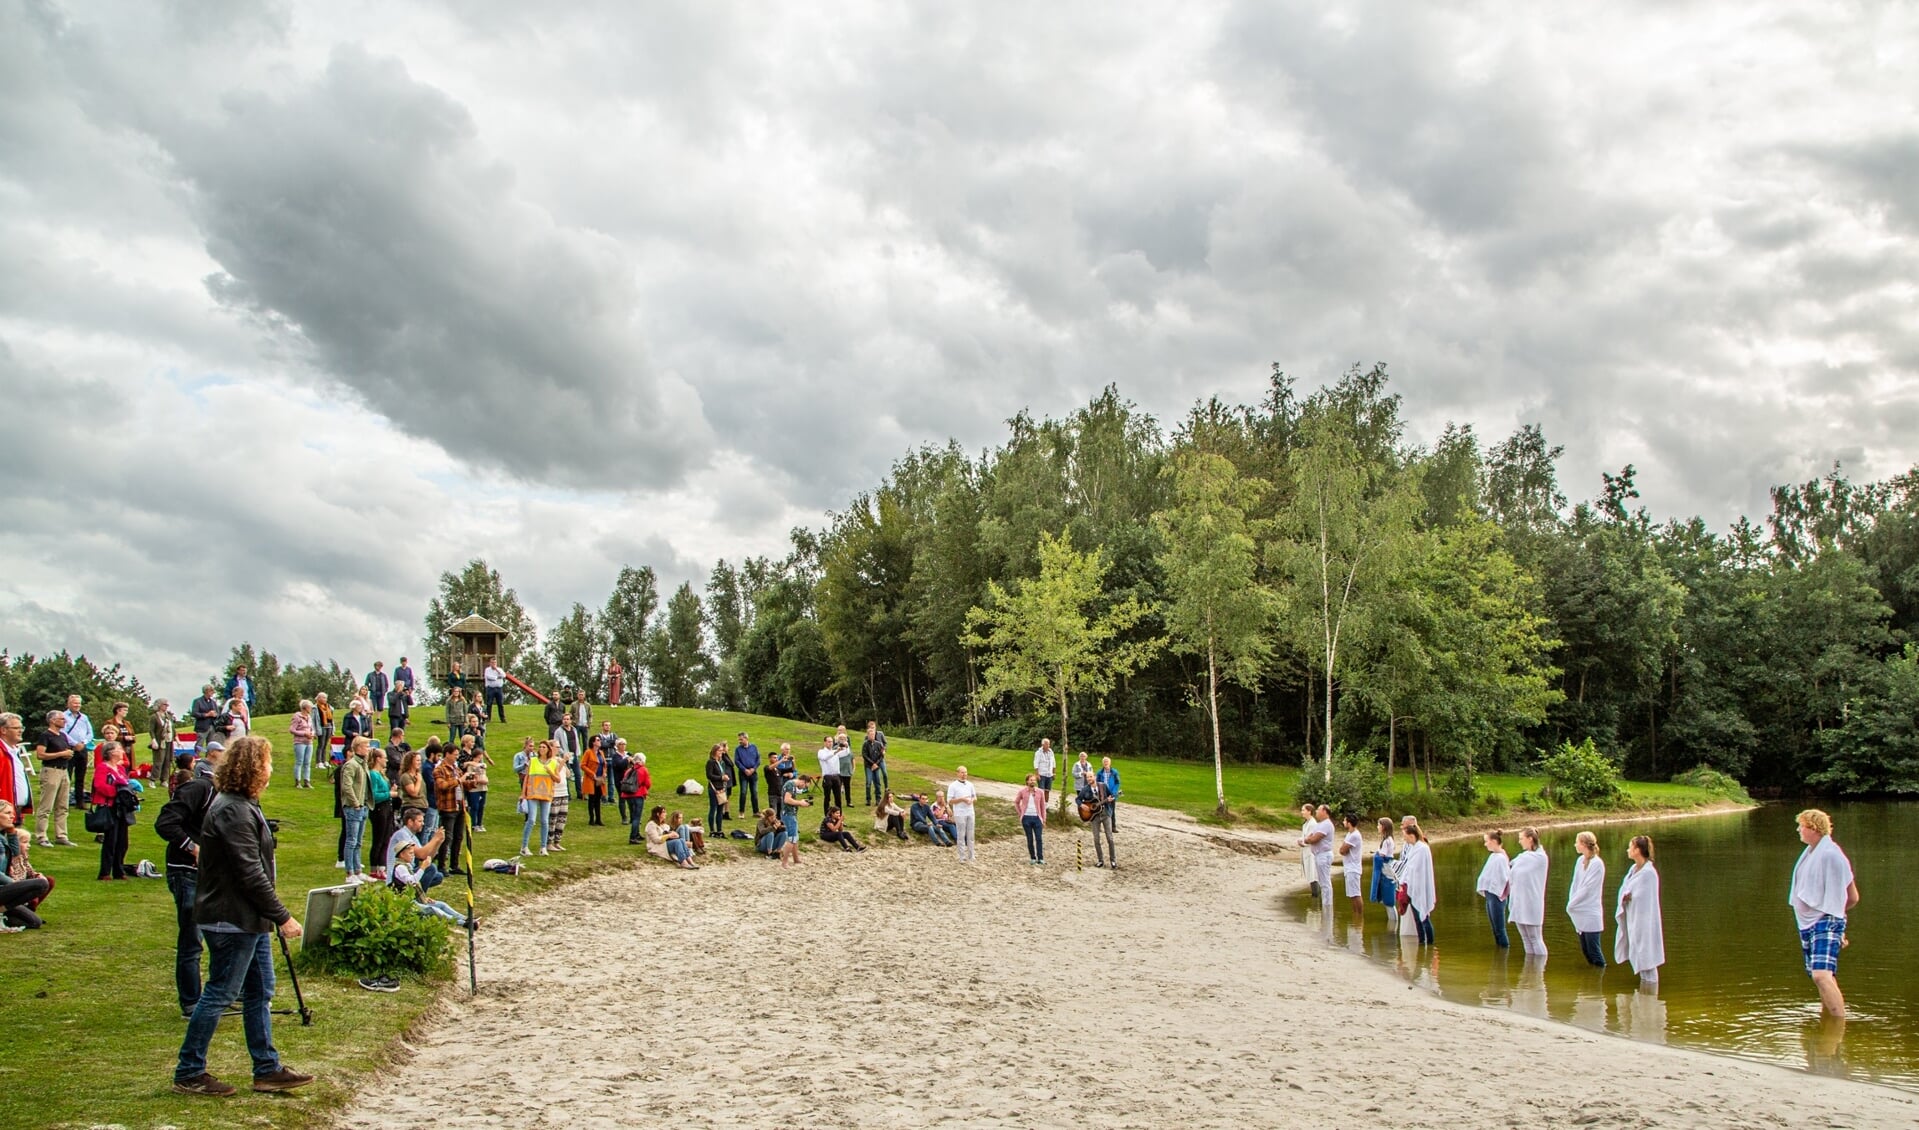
xmin=930 ymin=791 xmax=958 ymax=845
xmin=386 ymin=807 xmax=446 ymax=892
xmin=818 ymin=806 xmax=866 ymax=853
xmin=874 ymin=791 xmax=908 ymax=841
xmin=909 ymin=793 xmax=952 ymax=846
xmin=756 ymin=808 xmax=800 ymax=867
xmin=644 ymin=806 xmax=698 ymax=869
xmin=0 ymin=799 xmax=53 ymax=931
xmin=390 ymin=839 xmax=469 ymax=927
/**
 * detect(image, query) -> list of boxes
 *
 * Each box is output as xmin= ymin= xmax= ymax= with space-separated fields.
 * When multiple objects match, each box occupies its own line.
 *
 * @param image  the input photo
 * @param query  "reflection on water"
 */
xmin=1290 ymin=801 xmax=1917 ymax=1091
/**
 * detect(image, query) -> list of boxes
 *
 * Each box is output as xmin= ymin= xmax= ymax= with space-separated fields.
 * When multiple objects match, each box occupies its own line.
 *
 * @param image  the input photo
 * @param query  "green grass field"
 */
xmin=1 ymin=704 xmax=1728 ymax=1127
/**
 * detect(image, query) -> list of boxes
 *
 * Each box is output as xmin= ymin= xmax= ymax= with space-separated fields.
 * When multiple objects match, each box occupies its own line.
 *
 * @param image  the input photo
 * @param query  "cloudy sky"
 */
xmin=3 ymin=1 xmax=1915 ymax=702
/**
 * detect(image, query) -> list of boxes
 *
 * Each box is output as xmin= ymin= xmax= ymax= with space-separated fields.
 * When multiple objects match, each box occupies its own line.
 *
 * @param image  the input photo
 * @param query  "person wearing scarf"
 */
xmin=1614 ymin=835 xmax=1665 ymax=982
xmin=1789 ymin=808 xmax=1859 ymax=1019
xmin=1508 ymin=827 xmax=1550 ymax=958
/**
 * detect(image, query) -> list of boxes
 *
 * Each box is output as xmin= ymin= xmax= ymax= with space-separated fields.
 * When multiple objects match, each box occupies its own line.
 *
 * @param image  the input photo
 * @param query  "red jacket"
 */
xmin=92 ymin=760 xmax=129 ymax=807
xmin=618 ymin=762 xmax=651 ymax=800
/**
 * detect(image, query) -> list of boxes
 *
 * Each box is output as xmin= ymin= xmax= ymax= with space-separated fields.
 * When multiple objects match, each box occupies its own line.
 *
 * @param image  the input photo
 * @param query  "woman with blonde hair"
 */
xmin=289 ymin=701 xmax=316 ymax=789
xmin=1615 ymin=835 xmax=1664 ymax=983
xmin=1566 ymin=831 xmax=1607 ymax=967
xmin=1397 ymin=816 xmax=1436 ymax=945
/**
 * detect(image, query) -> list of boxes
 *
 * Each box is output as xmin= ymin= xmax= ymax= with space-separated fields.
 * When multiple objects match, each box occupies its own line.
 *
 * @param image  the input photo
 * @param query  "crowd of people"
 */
xmin=1298 ymin=802 xmax=1863 ymax=1018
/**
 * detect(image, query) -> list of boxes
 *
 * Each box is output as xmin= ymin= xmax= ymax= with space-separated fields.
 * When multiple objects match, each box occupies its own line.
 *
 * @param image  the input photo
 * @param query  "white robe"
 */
xmin=1614 ymin=862 xmax=1665 ymax=975
xmin=1475 ymin=850 xmax=1511 ymax=897
xmin=1399 ymin=840 xmax=1436 ymax=919
xmin=1565 ymin=855 xmax=1607 ymax=934
xmin=1508 ymin=847 xmax=1549 ymax=927
xmin=1788 ymin=835 xmax=1854 ymax=929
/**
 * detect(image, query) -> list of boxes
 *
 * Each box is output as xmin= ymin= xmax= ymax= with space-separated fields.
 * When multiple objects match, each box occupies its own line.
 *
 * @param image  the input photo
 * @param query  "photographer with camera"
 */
xmin=171 ymin=736 xmax=313 ymax=1097
xmin=155 ymin=739 xmax=223 ymax=1015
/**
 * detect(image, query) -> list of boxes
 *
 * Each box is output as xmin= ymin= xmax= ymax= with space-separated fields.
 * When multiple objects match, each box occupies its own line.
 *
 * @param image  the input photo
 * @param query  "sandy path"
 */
xmin=336 ymin=809 xmax=1916 ymax=1129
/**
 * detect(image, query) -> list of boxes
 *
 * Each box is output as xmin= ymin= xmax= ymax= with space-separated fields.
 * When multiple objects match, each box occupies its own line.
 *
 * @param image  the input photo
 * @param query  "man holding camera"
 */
xmin=155 ymin=739 xmax=223 ymax=1016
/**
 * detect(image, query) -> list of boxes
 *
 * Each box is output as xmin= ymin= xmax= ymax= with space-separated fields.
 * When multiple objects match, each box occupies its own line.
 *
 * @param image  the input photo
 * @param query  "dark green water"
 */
xmin=1293 ymin=802 xmax=1916 ymax=1089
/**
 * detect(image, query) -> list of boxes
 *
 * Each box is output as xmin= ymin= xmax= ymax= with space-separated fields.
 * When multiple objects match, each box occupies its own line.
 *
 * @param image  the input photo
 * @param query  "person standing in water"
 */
xmin=1508 ymin=826 xmax=1550 ymax=958
xmin=1789 ymin=808 xmax=1859 ymax=1019
xmin=1338 ymin=814 xmax=1365 ymax=921
xmin=1475 ymin=830 xmax=1512 ymax=950
xmin=1369 ymin=817 xmax=1399 ymax=916
xmin=1397 ymin=816 xmax=1436 ymax=946
xmin=1614 ymin=834 xmax=1664 ymax=983
xmin=1565 ymin=831 xmax=1606 ymax=968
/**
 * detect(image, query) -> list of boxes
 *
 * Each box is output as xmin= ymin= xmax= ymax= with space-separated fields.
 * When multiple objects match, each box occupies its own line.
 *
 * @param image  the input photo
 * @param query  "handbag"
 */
xmin=84 ymin=806 xmax=112 ymax=834
xmin=1394 ymin=886 xmax=1410 ymax=913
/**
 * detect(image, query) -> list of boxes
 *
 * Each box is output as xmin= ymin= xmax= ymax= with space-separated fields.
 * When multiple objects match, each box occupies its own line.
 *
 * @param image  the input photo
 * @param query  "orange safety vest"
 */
xmin=523 ymin=759 xmax=556 ymax=803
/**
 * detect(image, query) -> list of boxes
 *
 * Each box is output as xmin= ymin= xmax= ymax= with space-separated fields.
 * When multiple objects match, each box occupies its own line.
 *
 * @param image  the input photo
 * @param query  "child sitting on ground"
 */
xmin=390 ymin=841 xmax=469 ymax=927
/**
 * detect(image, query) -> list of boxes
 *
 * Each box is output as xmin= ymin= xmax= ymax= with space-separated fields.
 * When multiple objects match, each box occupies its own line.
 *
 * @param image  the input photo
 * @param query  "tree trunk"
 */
xmin=1323 ymin=661 xmax=1335 ymax=783
xmin=1209 ymin=643 xmax=1226 ymax=816
xmin=1386 ymin=713 xmax=1396 ymax=785
xmin=1057 ymin=681 xmax=1072 ymax=813
xmin=1422 ymin=733 xmax=1433 ymax=791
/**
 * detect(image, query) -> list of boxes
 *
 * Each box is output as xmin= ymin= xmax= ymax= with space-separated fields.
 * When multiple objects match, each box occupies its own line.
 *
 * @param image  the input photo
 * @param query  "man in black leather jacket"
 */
xmin=172 ymin=736 xmax=313 ymax=1098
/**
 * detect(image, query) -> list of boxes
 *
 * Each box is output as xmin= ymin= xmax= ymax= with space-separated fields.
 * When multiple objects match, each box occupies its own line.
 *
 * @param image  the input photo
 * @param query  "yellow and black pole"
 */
xmin=461 ymin=805 xmax=477 ymax=995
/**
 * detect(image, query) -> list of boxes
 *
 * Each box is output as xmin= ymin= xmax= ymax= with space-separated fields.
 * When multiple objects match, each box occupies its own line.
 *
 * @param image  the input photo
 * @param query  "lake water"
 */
xmin=1290 ymin=802 xmax=1916 ymax=1090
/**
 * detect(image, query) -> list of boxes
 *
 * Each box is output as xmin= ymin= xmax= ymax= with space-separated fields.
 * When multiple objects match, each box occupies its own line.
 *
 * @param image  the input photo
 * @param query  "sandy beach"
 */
xmin=336 ymin=800 xmax=1917 ymax=1129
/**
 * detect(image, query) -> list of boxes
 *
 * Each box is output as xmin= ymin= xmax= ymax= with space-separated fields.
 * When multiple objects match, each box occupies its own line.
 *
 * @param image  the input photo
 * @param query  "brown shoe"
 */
xmin=251 ymin=1067 xmax=315 ymax=1092
xmin=173 ymin=1072 xmax=237 ymax=1097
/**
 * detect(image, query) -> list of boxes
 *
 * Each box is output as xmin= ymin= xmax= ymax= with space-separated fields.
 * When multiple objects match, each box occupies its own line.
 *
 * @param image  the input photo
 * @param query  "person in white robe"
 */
xmin=1397 ymin=816 xmax=1436 ymax=945
xmin=1508 ymin=827 xmax=1550 ymax=957
xmin=1297 ymin=805 xmax=1319 ymax=895
xmin=1614 ymin=834 xmax=1664 ymax=982
xmin=1339 ymin=814 xmax=1365 ymax=919
xmin=1789 ymin=808 xmax=1860 ymax=1018
xmin=1565 ymin=830 xmax=1607 ymax=968
xmin=1475 ymin=830 xmax=1512 ymax=949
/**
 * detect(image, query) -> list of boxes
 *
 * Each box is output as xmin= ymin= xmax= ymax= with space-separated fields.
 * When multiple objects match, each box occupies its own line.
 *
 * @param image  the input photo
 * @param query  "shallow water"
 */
xmin=1292 ymin=802 xmax=1916 ymax=1089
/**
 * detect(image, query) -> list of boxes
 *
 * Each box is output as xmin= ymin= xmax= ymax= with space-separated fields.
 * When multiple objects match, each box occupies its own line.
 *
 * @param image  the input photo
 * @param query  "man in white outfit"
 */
xmin=1033 ymin=739 xmax=1056 ymax=807
xmin=948 ymin=766 xmax=979 ymax=863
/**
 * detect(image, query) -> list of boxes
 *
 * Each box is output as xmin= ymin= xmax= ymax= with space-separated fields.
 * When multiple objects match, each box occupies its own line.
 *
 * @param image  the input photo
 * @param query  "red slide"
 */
xmin=500 ymin=670 xmax=551 ymax=704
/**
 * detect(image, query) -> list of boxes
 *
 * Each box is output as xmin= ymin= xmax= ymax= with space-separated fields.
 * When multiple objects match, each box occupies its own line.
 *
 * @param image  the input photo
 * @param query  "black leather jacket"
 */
xmin=193 ymin=791 xmax=291 ymax=933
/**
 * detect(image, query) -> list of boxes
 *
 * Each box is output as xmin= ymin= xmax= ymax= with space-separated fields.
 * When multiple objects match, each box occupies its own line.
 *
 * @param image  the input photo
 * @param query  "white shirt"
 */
xmin=948 ymin=779 xmax=978 ymax=809
xmin=1476 ymin=850 xmax=1511 ymax=897
xmin=817 ymin=746 xmax=837 ymax=779
xmin=1310 ymin=818 xmax=1335 ymax=858
xmin=1034 ymin=745 xmax=1056 ymax=776
xmin=1341 ymin=830 xmax=1363 ymax=874
xmin=483 ymin=665 xmax=503 ymax=688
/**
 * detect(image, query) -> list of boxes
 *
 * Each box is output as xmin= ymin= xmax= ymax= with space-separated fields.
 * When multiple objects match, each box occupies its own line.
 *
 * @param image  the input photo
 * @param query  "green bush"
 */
xmin=1292 ymin=746 xmax=1391 ymax=818
xmin=1669 ymin=765 xmax=1752 ymax=801
xmin=1441 ymin=766 xmax=1478 ymax=809
xmin=1539 ymin=738 xmax=1626 ymax=807
xmin=307 ymin=884 xmax=452 ymax=980
xmin=1480 ymin=791 xmax=1506 ymax=814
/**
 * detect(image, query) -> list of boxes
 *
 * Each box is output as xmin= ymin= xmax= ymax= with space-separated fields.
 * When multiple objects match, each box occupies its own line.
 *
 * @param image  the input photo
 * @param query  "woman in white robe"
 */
xmin=1614 ymin=834 xmax=1664 ymax=981
xmin=1475 ymin=830 xmax=1512 ymax=949
xmin=1298 ymin=805 xmax=1319 ymax=895
xmin=1397 ymin=817 xmax=1436 ymax=945
xmin=1508 ymin=827 xmax=1550 ymax=957
xmin=1565 ymin=830 xmax=1607 ymax=968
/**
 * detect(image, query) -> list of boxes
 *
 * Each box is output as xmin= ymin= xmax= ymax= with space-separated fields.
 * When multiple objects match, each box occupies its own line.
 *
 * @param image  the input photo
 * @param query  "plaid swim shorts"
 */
xmin=1799 ymin=914 xmax=1845 ymax=975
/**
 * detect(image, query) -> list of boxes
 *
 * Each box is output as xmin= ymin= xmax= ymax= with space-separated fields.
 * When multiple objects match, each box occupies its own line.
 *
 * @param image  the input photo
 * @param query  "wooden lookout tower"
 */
xmin=445 ymin=613 xmax=508 ymax=683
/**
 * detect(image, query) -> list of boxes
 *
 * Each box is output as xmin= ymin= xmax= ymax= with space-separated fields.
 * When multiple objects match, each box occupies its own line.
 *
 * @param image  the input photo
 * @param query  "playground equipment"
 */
xmin=446 ymin=613 xmax=550 ymax=704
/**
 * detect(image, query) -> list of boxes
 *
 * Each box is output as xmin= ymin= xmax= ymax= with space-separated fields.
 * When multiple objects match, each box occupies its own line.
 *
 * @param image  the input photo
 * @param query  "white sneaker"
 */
xmin=344 ymin=874 xmax=365 ymax=885
xmin=539 ymin=848 xmax=549 ymax=856
xmin=334 ymin=861 xmax=346 ymax=869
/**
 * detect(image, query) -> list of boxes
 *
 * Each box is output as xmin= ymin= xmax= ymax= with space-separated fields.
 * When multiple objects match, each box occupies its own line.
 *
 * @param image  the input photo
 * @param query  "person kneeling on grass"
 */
xmin=818 ymin=806 xmax=866 ymax=853
xmin=756 ymin=808 xmax=800 ymax=867
xmin=0 ymin=800 xmax=54 ymax=931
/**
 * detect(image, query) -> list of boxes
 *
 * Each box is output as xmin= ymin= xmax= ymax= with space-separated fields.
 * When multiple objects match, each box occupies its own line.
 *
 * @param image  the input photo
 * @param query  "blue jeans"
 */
xmin=1578 ymin=930 xmax=1606 ymax=968
xmin=627 ymin=798 xmax=647 ymax=841
xmin=423 ymin=808 xmax=441 ymax=840
xmin=666 ymin=836 xmax=691 ymax=863
xmin=1484 ymin=894 xmax=1510 ymax=948
xmin=521 ymin=799 xmax=551 ymax=853
xmin=1412 ymin=908 xmax=1435 ymax=945
xmin=781 ymin=809 xmax=799 ymax=842
xmin=167 ymin=870 xmax=203 ymax=1013
xmin=1021 ymin=814 xmax=1044 ymax=862
xmin=864 ymin=763 xmax=888 ymax=805
xmin=467 ymin=791 xmax=487 ymax=828
xmin=418 ymin=862 xmax=446 ymax=893
xmin=293 ymin=743 xmax=312 ymax=784
xmin=175 ymin=930 xmax=281 ymax=1082
xmin=735 ymin=772 xmax=760 ymax=815
xmin=342 ymin=806 xmax=368 ymax=875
